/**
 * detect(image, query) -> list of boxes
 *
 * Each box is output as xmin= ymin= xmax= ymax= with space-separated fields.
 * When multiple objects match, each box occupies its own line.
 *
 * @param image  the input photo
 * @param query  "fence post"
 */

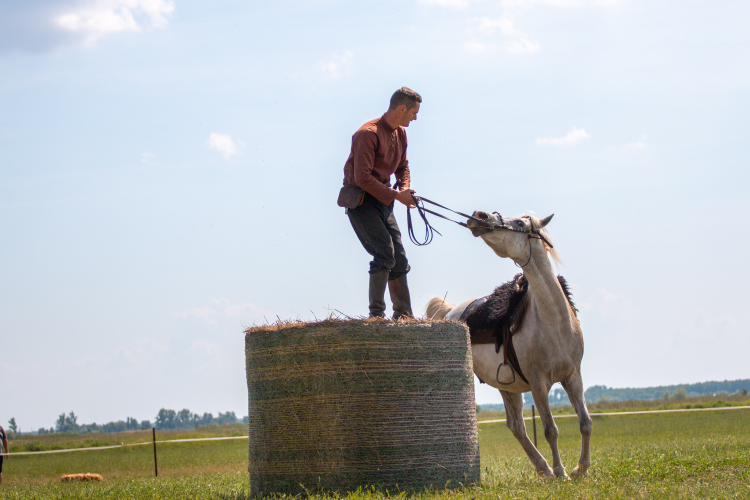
xmin=152 ymin=427 xmax=158 ymax=477
xmin=531 ymin=405 xmax=537 ymax=448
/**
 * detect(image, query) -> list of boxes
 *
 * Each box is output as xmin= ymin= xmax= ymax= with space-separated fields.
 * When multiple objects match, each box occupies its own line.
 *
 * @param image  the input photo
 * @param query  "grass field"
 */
xmin=1 ymin=405 xmax=749 ymax=499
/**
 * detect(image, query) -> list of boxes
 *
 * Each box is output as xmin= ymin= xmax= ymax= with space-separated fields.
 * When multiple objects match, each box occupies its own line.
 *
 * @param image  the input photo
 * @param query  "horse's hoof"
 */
xmin=553 ymin=469 xmax=569 ymax=480
xmin=537 ymin=467 xmax=555 ymax=479
xmin=570 ymin=466 xmax=589 ymax=479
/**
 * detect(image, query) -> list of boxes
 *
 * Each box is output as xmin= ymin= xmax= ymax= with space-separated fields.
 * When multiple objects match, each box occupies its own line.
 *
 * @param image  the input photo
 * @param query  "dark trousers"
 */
xmin=347 ymin=193 xmax=410 ymax=279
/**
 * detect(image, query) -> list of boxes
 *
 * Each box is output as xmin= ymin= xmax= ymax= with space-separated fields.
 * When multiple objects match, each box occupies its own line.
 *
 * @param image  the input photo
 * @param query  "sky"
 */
xmin=1 ymin=0 xmax=749 ymax=432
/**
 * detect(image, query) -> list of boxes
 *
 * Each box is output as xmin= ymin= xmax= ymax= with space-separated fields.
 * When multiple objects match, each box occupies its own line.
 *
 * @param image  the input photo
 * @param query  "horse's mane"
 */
xmin=527 ymin=214 xmax=562 ymax=266
xmin=465 ymin=273 xmax=577 ymax=350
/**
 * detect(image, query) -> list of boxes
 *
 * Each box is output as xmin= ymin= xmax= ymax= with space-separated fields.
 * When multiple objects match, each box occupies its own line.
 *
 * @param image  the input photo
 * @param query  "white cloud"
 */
xmin=189 ymin=340 xmax=219 ymax=356
xmin=116 ymin=337 xmax=171 ymax=365
xmin=140 ymin=151 xmax=157 ymax=164
xmin=626 ymin=135 xmax=648 ymax=149
xmin=176 ymin=306 xmax=219 ymax=324
xmin=421 ymin=0 xmax=620 ymax=8
xmin=536 ymin=128 xmax=590 ymax=146
xmin=68 ymin=337 xmax=171 ymax=371
xmin=319 ymin=51 xmax=353 ymax=79
xmin=187 ymin=340 xmax=223 ymax=370
xmin=503 ymin=0 xmax=620 ymax=7
xmin=207 ymin=132 xmax=239 ymax=160
xmin=176 ymin=298 xmax=266 ymax=325
xmin=447 ymin=0 xmax=619 ymax=54
xmin=578 ymin=288 xmax=635 ymax=321
xmin=55 ymin=0 xmax=175 ymax=45
xmin=419 ymin=0 xmax=484 ymax=7
xmin=508 ymin=38 xmax=540 ymax=53
xmin=464 ymin=40 xmax=486 ymax=51
xmin=471 ymin=16 xmax=539 ymax=54
xmin=226 ymin=302 xmax=265 ymax=318
xmin=477 ymin=16 xmax=519 ymax=35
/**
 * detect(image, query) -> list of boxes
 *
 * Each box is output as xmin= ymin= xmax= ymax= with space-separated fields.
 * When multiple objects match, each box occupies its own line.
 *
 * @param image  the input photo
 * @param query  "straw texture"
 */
xmin=245 ymin=319 xmax=479 ymax=495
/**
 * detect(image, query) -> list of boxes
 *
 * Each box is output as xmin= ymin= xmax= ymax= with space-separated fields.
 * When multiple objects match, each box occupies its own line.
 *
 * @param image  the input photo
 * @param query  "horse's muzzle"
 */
xmin=467 ymin=211 xmax=493 ymax=237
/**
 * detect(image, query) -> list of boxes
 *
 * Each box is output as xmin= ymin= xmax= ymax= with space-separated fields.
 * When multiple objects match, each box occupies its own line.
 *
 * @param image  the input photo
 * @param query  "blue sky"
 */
xmin=2 ymin=0 xmax=749 ymax=431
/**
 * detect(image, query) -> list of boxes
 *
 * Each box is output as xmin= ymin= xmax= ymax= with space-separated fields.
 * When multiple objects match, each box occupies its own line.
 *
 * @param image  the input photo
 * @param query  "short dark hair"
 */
xmin=389 ymin=87 xmax=422 ymax=111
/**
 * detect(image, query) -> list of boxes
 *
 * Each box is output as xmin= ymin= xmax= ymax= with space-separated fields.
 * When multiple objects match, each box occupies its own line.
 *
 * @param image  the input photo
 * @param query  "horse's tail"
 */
xmin=425 ymin=296 xmax=455 ymax=320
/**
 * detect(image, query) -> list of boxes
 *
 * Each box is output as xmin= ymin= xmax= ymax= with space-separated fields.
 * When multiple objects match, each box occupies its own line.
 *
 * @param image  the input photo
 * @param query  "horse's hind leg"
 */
xmin=500 ymin=390 xmax=554 ymax=478
xmin=530 ymin=384 xmax=567 ymax=479
xmin=561 ymin=371 xmax=592 ymax=478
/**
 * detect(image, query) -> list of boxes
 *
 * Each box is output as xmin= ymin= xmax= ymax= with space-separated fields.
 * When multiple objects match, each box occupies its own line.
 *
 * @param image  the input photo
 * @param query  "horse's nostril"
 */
xmin=476 ymin=212 xmax=488 ymax=220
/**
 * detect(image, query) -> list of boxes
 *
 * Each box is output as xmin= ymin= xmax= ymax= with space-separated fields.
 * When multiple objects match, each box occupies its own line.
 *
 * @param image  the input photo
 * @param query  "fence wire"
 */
xmin=8 ymin=405 xmax=749 ymax=456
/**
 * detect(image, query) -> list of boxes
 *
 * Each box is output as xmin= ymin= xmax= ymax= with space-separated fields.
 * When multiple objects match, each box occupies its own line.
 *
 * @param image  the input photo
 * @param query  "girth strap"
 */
xmin=500 ymin=324 xmax=529 ymax=385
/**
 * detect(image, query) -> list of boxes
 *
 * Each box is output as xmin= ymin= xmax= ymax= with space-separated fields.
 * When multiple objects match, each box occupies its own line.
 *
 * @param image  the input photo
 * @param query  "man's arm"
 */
xmin=393 ymin=134 xmax=415 ymax=208
xmin=352 ymin=131 xmax=401 ymax=205
xmin=393 ymin=134 xmax=411 ymax=191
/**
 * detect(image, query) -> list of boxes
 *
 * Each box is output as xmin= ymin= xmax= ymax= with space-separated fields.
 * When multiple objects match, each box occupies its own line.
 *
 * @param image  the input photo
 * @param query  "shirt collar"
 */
xmin=379 ymin=114 xmax=397 ymax=135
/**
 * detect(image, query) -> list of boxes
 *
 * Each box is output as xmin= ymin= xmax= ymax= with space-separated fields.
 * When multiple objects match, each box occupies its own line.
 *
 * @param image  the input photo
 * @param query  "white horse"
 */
xmin=426 ymin=211 xmax=592 ymax=479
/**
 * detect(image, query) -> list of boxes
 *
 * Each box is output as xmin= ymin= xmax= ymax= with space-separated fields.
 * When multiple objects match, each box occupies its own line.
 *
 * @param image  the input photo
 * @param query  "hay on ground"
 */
xmin=59 ymin=473 xmax=103 ymax=482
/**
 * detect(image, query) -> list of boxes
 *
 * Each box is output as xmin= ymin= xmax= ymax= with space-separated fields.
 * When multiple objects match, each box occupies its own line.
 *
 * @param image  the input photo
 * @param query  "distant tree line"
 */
xmin=477 ymin=378 xmax=750 ymax=411
xmin=153 ymin=409 xmax=240 ymax=430
xmin=584 ymin=379 xmax=750 ymax=403
xmin=25 ymin=409 xmax=248 ymax=435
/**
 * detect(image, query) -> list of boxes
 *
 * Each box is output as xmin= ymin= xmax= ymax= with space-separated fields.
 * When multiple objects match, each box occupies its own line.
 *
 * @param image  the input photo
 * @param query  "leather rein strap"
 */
xmin=407 ymin=195 xmax=554 ymax=249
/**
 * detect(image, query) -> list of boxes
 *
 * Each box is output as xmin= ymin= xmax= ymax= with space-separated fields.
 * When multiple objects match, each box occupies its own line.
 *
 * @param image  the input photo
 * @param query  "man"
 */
xmin=0 ymin=424 xmax=7 ymax=485
xmin=341 ymin=87 xmax=421 ymax=319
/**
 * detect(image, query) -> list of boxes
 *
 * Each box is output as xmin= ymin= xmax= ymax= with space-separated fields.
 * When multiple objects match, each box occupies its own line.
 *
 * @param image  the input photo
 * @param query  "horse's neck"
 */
xmin=521 ymin=242 xmax=573 ymax=331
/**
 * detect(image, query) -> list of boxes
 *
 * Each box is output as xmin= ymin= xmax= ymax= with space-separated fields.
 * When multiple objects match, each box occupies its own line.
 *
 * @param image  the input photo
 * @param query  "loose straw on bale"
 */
xmin=245 ymin=318 xmax=480 ymax=495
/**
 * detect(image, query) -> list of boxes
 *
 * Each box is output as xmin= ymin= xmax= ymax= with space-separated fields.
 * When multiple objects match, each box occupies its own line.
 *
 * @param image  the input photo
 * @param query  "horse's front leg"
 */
xmin=500 ymin=390 xmax=554 ymax=478
xmin=530 ymin=384 xmax=567 ymax=479
xmin=561 ymin=371 xmax=592 ymax=478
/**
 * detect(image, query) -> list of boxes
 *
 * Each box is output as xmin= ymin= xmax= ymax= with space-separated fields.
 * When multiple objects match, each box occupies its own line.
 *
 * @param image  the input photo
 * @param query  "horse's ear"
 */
xmin=539 ymin=214 xmax=554 ymax=228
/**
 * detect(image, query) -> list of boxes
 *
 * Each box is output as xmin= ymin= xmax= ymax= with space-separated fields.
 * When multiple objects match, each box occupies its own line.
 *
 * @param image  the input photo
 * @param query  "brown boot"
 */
xmin=388 ymin=274 xmax=413 ymax=320
xmin=369 ymin=271 xmax=390 ymax=318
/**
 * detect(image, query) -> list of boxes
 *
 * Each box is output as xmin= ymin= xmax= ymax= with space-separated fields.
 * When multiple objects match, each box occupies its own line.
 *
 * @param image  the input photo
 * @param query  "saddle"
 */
xmin=461 ymin=274 xmax=576 ymax=385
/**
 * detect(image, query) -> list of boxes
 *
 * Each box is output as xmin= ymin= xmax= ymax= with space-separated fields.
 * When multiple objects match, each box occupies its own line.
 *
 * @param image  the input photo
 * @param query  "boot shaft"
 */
xmin=368 ymin=271 xmax=390 ymax=318
xmin=389 ymin=274 xmax=413 ymax=320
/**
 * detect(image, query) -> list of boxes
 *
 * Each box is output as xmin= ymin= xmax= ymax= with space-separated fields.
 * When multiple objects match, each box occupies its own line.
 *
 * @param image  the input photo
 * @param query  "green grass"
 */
xmin=2 ymin=410 xmax=749 ymax=499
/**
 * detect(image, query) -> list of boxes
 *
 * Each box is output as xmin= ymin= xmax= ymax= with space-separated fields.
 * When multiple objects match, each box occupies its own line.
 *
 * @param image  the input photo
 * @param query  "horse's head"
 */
xmin=467 ymin=211 xmax=559 ymax=265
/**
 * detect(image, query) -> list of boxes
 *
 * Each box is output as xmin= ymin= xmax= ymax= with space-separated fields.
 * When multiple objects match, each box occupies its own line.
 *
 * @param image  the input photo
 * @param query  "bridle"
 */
xmin=407 ymin=196 xmax=553 ymax=267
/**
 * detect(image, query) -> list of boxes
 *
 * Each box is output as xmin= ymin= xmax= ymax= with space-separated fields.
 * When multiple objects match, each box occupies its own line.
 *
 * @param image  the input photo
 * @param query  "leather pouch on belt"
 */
xmin=337 ymin=185 xmax=365 ymax=209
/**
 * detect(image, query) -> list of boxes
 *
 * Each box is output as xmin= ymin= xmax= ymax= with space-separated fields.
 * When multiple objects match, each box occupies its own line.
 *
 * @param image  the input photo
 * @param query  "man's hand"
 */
xmin=395 ymin=189 xmax=417 ymax=208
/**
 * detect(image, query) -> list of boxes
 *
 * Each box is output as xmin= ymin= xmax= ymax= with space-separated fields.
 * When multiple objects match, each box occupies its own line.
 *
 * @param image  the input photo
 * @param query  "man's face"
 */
xmin=400 ymin=102 xmax=420 ymax=127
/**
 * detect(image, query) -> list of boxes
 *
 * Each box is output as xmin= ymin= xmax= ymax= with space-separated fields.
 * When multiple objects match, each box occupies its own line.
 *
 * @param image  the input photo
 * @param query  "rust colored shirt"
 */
xmin=342 ymin=115 xmax=411 ymax=205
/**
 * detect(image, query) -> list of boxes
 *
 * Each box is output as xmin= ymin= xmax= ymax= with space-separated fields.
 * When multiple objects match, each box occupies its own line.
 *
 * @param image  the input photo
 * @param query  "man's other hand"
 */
xmin=396 ymin=189 xmax=417 ymax=208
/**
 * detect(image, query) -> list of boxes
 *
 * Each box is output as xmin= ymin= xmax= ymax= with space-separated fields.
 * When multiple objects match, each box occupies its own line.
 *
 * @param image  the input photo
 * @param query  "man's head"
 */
xmin=387 ymin=87 xmax=421 ymax=127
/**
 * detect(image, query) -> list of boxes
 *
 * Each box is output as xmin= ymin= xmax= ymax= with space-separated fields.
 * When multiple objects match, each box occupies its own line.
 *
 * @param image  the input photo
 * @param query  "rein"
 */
xmin=406 ymin=196 xmax=554 ymax=254
xmin=406 ymin=196 xmax=478 ymax=246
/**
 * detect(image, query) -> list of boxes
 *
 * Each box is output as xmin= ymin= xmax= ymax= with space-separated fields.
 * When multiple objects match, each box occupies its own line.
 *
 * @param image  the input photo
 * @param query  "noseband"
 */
xmin=479 ymin=212 xmax=554 ymax=249
xmin=480 ymin=213 xmax=552 ymax=268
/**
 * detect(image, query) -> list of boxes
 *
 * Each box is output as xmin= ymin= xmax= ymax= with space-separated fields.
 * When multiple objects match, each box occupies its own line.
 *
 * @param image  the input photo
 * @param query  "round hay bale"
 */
xmin=245 ymin=319 xmax=479 ymax=495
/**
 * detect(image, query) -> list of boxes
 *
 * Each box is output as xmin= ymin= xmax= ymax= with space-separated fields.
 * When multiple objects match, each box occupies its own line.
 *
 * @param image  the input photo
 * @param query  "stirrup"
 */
xmin=496 ymin=363 xmax=516 ymax=385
